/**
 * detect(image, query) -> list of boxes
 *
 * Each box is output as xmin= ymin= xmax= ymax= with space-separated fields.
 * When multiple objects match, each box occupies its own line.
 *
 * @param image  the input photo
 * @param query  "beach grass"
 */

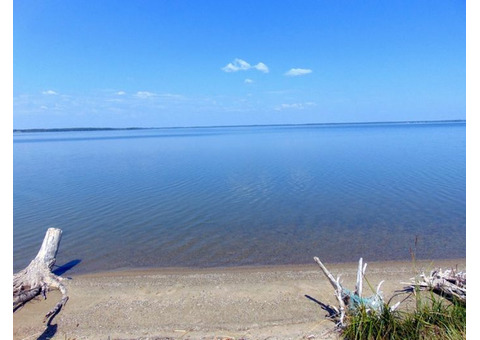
xmin=341 ymin=291 xmax=466 ymax=340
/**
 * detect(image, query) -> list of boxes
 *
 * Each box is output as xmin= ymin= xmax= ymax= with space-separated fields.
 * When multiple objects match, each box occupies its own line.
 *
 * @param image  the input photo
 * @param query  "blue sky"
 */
xmin=13 ymin=0 xmax=466 ymax=128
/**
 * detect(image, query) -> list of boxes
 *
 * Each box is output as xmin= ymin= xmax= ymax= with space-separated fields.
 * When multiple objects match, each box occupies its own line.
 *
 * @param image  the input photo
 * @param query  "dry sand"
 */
xmin=13 ymin=258 xmax=465 ymax=340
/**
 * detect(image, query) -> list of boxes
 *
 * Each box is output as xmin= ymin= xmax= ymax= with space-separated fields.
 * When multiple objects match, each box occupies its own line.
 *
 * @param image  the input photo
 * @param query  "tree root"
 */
xmin=13 ymin=228 xmax=69 ymax=324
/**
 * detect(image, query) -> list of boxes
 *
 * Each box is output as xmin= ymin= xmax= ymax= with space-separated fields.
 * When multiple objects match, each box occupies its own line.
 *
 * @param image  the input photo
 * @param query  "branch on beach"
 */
xmin=313 ymin=257 xmax=397 ymax=329
xmin=398 ymin=267 xmax=466 ymax=305
xmin=13 ymin=228 xmax=69 ymax=324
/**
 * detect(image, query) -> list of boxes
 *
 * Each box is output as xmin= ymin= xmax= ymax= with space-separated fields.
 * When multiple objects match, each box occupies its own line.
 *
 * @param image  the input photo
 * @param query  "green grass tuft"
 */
xmin=341 ymin=293 xmax=466 ymax=340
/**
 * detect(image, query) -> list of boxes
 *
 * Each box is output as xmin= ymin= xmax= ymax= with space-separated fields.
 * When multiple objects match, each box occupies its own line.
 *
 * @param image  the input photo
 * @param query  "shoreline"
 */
xmin=13 ymin=258 xmax=466 ymax=340
xmin=71 ymin=257 xmax=465 ymax=278
xmin=13 ymin=119 xmax=466 ymax=133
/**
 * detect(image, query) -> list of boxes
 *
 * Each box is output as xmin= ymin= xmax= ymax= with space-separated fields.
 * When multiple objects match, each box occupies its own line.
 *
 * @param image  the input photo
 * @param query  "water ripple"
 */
xmin=13 ymin=123 xmax=466 ymax=273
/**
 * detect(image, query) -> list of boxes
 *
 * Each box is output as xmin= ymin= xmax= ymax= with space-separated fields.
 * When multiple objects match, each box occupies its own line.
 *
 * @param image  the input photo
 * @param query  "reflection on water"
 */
xmin=13 ymin=122 xmax=466 ymax=274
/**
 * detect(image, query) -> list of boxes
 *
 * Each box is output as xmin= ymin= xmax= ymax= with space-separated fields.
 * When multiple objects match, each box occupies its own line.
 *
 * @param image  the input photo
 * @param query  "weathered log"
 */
xmin=13 ymin=228 xmax=69 ymax=323
xmin=399 ymin=268 xmax=466 ymax=305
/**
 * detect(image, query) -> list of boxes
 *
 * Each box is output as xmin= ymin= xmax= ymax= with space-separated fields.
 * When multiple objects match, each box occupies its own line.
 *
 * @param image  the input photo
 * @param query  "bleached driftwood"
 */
xmin=313 ymin=257 xmax=397 ymax=328
xmin=13 ymin=228 xmax=69 ymax=323
xmin=399 ymin=268 xmax=466 ymax=305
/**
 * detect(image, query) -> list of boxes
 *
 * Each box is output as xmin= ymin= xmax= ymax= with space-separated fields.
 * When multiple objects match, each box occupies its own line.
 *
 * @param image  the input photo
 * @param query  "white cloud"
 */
xmin=276 ymin=103 xmax=303 ymax=110
xmin=275 ymin=102 xmax=316 ymax=111
xmin=284 ymin=68 xmax=313 ymax=76
xmin=253 ymin=62 xmax=269 ymax=73
xmin=116 ymin=91 xmax=126 ymax=95
xmin=222 ymin=58 xmax=251 ymax=72
xmin=42 ymin=90 xmax=58 ymax=95
xmin=244 ymin=78 xmax=254 ymax=84
xmin=222 ymin=58 xmax=269 ymax=73
xmin=135 ymin=91 xmax=157 ymax=98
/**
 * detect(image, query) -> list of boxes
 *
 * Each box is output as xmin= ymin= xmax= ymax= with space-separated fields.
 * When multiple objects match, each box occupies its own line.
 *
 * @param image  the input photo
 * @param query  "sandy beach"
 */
xmin=13 ymin=258 xmax=465 ymax=340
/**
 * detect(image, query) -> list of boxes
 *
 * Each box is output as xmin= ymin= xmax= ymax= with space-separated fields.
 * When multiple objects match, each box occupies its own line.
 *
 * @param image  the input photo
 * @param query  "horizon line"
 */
xmin=13 ymin=119 xmax=466 ymax=133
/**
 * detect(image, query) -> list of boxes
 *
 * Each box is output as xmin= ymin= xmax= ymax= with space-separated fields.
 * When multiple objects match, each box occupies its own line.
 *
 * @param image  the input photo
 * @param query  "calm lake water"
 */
xmin=13 ymin=122 xmax=466 ymax=274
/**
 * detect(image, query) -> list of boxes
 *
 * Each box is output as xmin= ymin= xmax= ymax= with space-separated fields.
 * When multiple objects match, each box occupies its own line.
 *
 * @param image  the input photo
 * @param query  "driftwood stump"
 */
xmin=13 ymin=228 xmax=69 ymax=323
xmin=313 ymin=257 xmax=398 ymax=329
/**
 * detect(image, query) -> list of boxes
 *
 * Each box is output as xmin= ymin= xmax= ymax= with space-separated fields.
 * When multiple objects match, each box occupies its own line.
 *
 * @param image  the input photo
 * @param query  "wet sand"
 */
xmin=13 ymin=258 xmax=465 ymax=340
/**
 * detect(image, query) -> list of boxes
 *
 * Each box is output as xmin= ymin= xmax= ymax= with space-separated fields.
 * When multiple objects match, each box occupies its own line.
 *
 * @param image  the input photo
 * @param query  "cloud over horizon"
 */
xmin=284 ymin=68 xmax=313 ymax=76
xmin=275 ymin=102 xmax=316 ymax=111
xmin=222 ymin=58 xmax=269 ymax=73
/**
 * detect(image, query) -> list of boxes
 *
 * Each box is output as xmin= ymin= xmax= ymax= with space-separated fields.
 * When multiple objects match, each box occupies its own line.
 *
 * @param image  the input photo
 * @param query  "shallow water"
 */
xmin=13 ymin=122 xmax=466 ymax=274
